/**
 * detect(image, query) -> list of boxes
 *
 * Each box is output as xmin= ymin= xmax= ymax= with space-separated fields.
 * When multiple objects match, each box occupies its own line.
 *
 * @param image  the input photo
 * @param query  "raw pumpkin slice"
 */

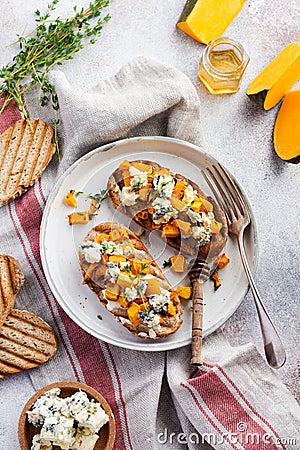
xmin=273 ymin=90 xmax=300 ymax=164
xmin=246 ymin=42 xmax=300 ymax=110
xmin=176 ymin=0 xmax=246 ymax=45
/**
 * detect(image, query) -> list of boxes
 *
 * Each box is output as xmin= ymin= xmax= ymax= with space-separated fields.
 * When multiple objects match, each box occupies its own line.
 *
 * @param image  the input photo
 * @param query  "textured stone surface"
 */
xmin=0 ymin=0 xmax=299 ymax=447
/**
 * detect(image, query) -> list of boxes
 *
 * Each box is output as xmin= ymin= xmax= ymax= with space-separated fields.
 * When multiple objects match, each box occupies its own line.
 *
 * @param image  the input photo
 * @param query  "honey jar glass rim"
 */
xmin=202 ymin=37 xmax=249 ymax=76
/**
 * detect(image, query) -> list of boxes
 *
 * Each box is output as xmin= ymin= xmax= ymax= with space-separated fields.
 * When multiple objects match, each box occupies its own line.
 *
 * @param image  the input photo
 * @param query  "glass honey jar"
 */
xmin=198 ymin=37 xmax=249 ymax=94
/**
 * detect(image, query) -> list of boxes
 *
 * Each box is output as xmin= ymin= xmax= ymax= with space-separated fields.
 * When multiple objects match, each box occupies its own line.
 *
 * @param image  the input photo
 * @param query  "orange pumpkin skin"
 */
xmin=273 ymin=90 xmax=300 ymax=164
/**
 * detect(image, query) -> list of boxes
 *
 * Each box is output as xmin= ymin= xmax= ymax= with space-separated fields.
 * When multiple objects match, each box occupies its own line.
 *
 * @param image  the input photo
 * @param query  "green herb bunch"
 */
xmin=0 ymin=0 xmax=110 ymax=153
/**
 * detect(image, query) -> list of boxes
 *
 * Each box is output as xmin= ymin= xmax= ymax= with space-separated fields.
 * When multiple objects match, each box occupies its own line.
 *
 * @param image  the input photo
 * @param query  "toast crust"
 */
xmin=107 ymin=160 xmax=228 ymax=261
xmin=79 ymin=222 xmax=183 ymax=339
xmin=0 ymin=119 xmax=56 ymax=206
xmin=0 ymin=309 xmax=57 ymax=378
xmin=0 ymin=255 xmax=24 ymax=328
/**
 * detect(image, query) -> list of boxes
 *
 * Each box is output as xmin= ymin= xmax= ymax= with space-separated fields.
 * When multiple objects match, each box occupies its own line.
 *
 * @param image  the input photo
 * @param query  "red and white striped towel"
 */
xmin=1 ymin=57 xmax=299 ymax=449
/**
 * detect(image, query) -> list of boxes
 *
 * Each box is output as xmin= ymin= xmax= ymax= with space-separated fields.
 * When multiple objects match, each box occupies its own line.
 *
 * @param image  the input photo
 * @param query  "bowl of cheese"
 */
xmin=18 ymin=381 xmax=116 ymax=450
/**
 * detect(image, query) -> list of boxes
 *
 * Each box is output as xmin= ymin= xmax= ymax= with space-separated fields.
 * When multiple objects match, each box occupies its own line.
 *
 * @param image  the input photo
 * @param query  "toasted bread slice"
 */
xmin=0 ymin=309 xmax=57 ymax=379
xmin=0 ymin=119 xmax=56 ymax=206
xmin=79 ymin=222 xmax=183 ymax=339
xmin=107 ymin=160 xmax=228 ymax=260
xmin=0 ymin=255 xmax=24 ymax=328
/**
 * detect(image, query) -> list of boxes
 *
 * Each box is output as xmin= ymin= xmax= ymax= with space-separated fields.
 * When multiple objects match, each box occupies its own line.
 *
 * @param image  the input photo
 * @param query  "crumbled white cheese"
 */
xmin=124 ymin=286 xmax=138 ymax=302
xmin=27 ymin=389 xmax=64 ymax=427
xmin=106 ymin=262 xmax=120 ymax=283
xmin=31 ymin=434 xmax=52 ymax=450
xmin=27 ymin=389 xmax=109 ymax=450
xmin=119 ymin=186 xmax=139 ymax=206
xmin=187 ymin=209 xmax=212 ymax=227
xmin=191 ymin=226 xmax=211 ymax=244
xmin=152 ymin=197 xmax=178 ymax=224
xmin=71 ymin=401 xmax=109 ymax=434
xmin=129 ymin=167 xmax=148 ymax=190
xmin=40 ymin=416 xmax=74 ymax=446
xmin=120 ymin=261 xmax=131 ymax=271
xmin=153 ymin=174 xmax=174 ymax=198
xmin=99 ymin=239 xmax=123 ymax=255
xmin=133 ymin=248 xmax=146 ymax=258
xmin=80 ymin=242 xmax=102 ymax=264
xmin=149 ymin=328 xmax=156 ymax=339
xmin=136 ymin=279 xmax=148 ymax=296
xmin=71 ymin=432 xmax=99 ymax=449
xmin=183 ymin=185 xmax=197 ymax=206
xmin=149 ymin=290 xmax=170 ymax=313
xmin=123 ymin=245 xmax=134 ymax=256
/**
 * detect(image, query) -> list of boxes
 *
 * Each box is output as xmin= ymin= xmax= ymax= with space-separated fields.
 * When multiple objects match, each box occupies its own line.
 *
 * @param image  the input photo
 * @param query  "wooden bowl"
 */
xmin=18 ymin=381 xmax=116 ymax=450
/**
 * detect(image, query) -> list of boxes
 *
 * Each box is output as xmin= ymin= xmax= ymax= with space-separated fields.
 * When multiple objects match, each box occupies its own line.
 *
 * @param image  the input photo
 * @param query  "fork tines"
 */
xmin=201 ymin=163 xmax=250 ymax=224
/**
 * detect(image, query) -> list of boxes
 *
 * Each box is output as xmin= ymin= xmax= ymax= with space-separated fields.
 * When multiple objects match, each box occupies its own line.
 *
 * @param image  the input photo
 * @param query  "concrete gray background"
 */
xmin=0 ymin=0 xmax=299 ymax=447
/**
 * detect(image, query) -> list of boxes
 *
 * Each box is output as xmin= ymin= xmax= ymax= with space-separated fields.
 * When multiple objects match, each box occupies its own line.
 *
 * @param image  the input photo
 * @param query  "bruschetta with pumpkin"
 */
xmin=79 ymin=222 xmax=183 ymax=339
xmin=107 ymin=160 xmax=228 ymax=260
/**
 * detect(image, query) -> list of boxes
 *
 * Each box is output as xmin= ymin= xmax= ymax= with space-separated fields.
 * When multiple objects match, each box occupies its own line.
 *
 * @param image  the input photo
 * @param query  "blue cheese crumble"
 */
xmin=27 ymin=389 xmax=109 ymax=450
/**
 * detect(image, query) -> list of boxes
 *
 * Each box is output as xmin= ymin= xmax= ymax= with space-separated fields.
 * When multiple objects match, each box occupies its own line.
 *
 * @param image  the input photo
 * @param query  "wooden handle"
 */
xmin=191 ymin=279 xmax=204 ymax=366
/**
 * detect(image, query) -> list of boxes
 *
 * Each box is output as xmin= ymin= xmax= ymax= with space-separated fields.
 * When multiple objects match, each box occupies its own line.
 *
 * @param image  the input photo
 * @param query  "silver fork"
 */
xmin=202 ymin=163 xmax=286 ymax=369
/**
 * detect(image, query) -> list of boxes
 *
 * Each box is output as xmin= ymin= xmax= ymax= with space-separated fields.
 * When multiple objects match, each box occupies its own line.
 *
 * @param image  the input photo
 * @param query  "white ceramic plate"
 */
xmin=40 ymin=137 xmax=257 ymax=351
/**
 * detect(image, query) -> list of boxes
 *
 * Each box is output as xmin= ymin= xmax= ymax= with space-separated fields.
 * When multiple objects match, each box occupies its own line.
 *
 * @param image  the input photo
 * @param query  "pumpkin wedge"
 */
xmin=177 ymin=0 xmax=246 ymax=45
xmin=246 ymin=42 xmax=300 ymax=110
xmin=273 ymin=90 xmax=300 ymax=164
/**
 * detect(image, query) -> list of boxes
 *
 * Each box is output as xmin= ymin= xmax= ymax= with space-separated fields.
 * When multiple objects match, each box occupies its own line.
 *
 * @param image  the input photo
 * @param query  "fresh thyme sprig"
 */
xmin=0 ymin=0 xmax=110 ymax=155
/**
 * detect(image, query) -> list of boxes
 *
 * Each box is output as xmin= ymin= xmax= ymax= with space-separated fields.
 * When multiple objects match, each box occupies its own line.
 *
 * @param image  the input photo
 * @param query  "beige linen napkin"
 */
xmin=1 ymin=56 xmax=299 ymax=449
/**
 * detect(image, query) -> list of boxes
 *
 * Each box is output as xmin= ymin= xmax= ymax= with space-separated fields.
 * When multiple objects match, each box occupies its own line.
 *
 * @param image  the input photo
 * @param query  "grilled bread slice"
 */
xmin=0 ymin=119 xmax=56 ymax=206
xmin=79 ymin=222 xmax=183 ymax=339
xmin=0 ymin=309 xmax=57 ymax=379
xmin=107 ymin=160 xmax=228 ymax=260
xmin=0 ymin=255 xmax=24 ymax=328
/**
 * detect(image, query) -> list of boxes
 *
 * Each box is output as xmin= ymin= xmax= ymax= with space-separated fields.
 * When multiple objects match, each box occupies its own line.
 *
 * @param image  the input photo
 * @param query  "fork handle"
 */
xmin=237 ymin=234 xmax=286 ymax=369
xmin=191 ymin=279 xmax=204 ymax=366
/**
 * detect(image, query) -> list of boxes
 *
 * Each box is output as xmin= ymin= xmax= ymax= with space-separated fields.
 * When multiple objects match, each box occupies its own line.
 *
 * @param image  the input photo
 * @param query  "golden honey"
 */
xmin=198 ymin=37 xmax=249 ymax=94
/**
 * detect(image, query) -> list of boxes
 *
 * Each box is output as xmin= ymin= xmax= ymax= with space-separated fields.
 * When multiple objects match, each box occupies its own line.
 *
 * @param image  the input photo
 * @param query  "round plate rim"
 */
xmin=40 ymin=136 xmax=258 ymax=351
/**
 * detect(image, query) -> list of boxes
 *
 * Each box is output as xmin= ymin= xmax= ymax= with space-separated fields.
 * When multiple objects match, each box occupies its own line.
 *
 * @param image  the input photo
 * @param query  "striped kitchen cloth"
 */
xmin=0 ymin=56 xmax=299 ymax=449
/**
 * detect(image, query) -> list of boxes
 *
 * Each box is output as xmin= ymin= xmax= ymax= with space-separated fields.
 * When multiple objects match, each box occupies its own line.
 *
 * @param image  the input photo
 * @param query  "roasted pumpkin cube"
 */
xmin=131 ymin=260 xmax=151 ymax=276
xmin=173 ymin=180 xmax=187 ymax=198
xmin=110 ymin=228 xmax=129 ymax=242
xmin=109 ymin=255 xmax=127 ymax=263
xmin=145 ymin=277 xmax=161 ymax=296
xmin=123 ymin=174 xmax=131 ymax=187
xmin=190 ymin=198 xmax=203 ymax=212
xmin=131 ymin=162 xmax=153 ymax=173
xmin=170 ymin=254 xmax=185 ymax=273
xmin=65 ymin=190 xmax=77 ymax=207
xmin=172 ymin=219 xmax=191 ymax=235
xmin=210 ymin=220 xmax=223 ymax=234
xmin=136 ymin=210 xmax=149 ymax=220
xmin=117 ymin=295 xmax=130 ymax=309
xmin=117 ymin=273 xmax=135 ymax=289
xmin=139 ymin=185 xmax=152 ymax=202
xmin=119 ymin=160 xmax=131 ymax=171
xmin=154 ymin=168 xmax=170 ymax=176
xmin=167 ymin=301 xmax=176 ymax=315
xmin=161 ymin=223 xmax=180 ymax=238
xmin=94 ymin=233 xmax=110 ymax=243
xmin=175 ymin=285 xmax=192 ymax=300
xmin=89 ymin=198 xmax=98 ymax=216
xmin=127 ymin=302 xmax=142 ymax=326
xmin=105 ymin=284 xmax=119 ymax=300
xmin=201 ymin=198 xmax=213 ymax=212
xmin=68 ymin=211 xmax=89 ymax=225
xmin=211 ymin=271 xmax=221 ymax=290
xmin=217 ymin=253 xmax=230 ymax=270
xmin=170 ymin=196 xmax=185 ymax=212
